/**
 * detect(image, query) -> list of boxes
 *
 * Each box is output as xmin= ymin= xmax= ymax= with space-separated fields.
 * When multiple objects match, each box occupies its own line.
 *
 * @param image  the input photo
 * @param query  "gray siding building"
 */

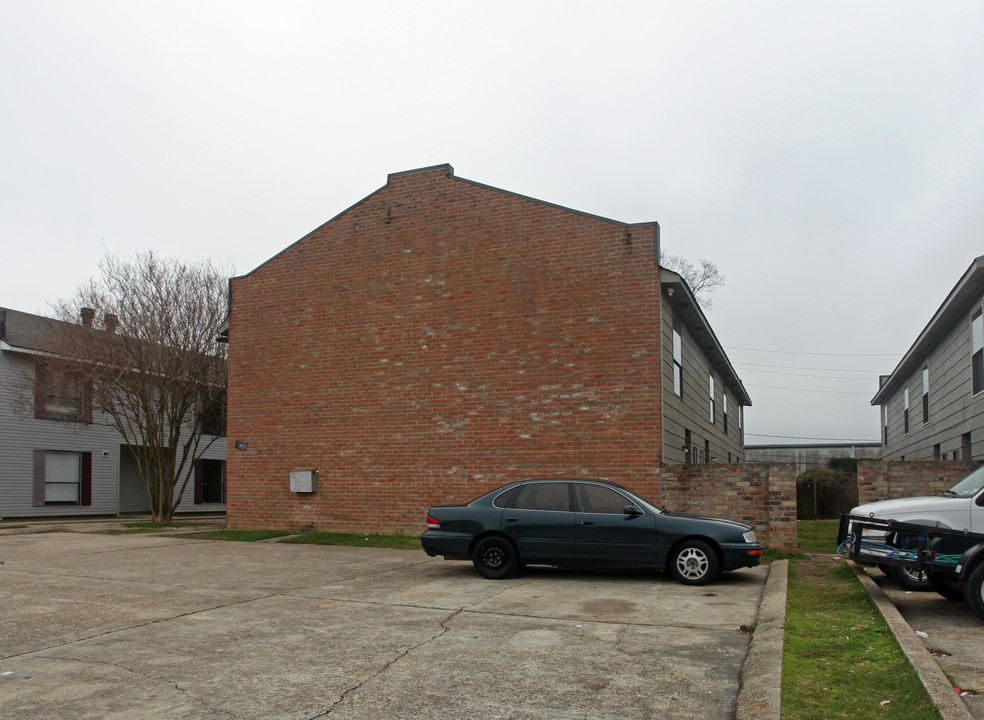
xmin=872 ymin=256 xmax=984 ymax=461
xmin=0 ymin=307 xmax=226 ymax=517
xmin=745 ymin=442 xmax=881 ymax=476
xmin=659 ymin=268 xmax=751 ymax=465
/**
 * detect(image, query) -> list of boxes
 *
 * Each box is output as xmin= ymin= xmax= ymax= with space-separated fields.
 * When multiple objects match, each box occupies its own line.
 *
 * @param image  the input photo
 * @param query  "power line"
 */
xmin=746 ymin=433 xmax=880 ymax=442
xmin=735 ymin=366 xmax=876 ymax=381
xmin=745 ymin=383 xmax=873 ymax=395
xmin=735 ymin=361 xmax=890 ymax=374
xmin=727 ymin=346 xmax=901 ymax=358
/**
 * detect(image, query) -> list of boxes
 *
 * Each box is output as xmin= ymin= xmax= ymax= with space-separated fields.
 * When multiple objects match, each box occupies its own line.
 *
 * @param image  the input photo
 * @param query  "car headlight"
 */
xmin=742 ymin=530 xmax=757 ymax=543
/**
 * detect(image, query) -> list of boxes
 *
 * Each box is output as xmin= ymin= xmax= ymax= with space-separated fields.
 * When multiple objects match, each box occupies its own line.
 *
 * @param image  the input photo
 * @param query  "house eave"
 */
xmin=871 ymin=255 xmax=984 ymax=406
xmin=659 ymin=267 xmax=751 ymax=406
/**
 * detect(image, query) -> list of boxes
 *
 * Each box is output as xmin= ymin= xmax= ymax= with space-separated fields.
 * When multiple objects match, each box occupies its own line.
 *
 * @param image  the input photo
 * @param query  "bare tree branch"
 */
xmin=658 ymin=249 xmax=726 ymax=309
xmin=44 ymin=251 xmax=229 ymax=521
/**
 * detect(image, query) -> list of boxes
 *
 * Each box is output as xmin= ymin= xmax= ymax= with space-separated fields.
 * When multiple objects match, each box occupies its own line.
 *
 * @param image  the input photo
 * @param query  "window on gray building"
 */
xmin=903 ymin=387 xmax=910 ymax=434
xmin=672 ymin=315 xmax=683 ymax=397
xmin=709 ymin=372 xmax=715 ymax=424
xmin=973 ymin=307 xmax=983 ymax=395
xmin=922 ymin=365 xmax=930 ymax=424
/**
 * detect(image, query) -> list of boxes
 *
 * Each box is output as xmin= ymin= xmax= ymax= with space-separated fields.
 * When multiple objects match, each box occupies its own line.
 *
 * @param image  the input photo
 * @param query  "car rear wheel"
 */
xmin=669 ymin=540 xmax=718 ymax=585
xmin=472 ymin=536 xmax=519 ymax=579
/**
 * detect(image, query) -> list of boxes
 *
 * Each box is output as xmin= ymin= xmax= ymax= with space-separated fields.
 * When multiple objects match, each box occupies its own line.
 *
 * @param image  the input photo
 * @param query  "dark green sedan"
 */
xmin=421 ymin=478 xmax=763 ymax=585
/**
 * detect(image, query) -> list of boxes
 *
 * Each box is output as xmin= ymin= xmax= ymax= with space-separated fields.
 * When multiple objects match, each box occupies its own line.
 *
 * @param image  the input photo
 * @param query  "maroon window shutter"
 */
xmin=82 ymin=380 xmax=94 ymax=424
xmin=194 ymin=460 xmax=204 ymax=504
xmin=33 ymin=450 xmax=46 ymax=506
xmin=34 ymin=364 xmax=47 ymax=419
xmin=81 ymin=452 xmax=92 ymax=506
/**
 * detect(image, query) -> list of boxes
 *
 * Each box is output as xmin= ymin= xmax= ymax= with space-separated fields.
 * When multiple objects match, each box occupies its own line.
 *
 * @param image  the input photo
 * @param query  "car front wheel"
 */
xmin=670 ymin=540 xmax=719 ymax=585
xmin=472 ymin=536 xmax=519 ymax=579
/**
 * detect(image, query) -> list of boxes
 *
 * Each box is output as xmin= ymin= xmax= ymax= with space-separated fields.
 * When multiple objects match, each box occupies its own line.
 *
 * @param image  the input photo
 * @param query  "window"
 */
xmin=922 ymin=366 xmax=930 ymax=424
xmin=195 ymin=459 xmax=226 ymax=504
xmin=672 ymin=315 xmax=683 ymax=397
xmin=903 ymin=387 xmax=910 ymax=434
xmin=973 ymin=307 xmax=984 ymax=395
xmin=34 ymin=363 xmax=92 ymax=422
xmin=33 ymin=450 xmax=92 ymax=506
xmin=723 ymin=395 xmax=729 ymax=435
xmin=575 ymin=484 xmax=629 ymax=514
xmin=882 ymin=405 xmax=889 ymax=444
xmin=509 ymin=482 xmax=571 ymax=512
xmin=708 ymin=372 xmax=715 ymax=424
xmin=200 ymin=392 xmax=226 ymax=437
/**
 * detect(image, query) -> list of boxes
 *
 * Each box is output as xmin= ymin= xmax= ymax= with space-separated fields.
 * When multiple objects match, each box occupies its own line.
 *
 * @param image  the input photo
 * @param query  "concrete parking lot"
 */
xmin=1 ymin=531 xmax=771 ymax=720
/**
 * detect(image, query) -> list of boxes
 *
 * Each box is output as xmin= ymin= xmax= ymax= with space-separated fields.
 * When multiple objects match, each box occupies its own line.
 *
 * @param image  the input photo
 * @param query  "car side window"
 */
xmin=510 ymin=483 xmax=571 ymax=512
xmin=576 ymin=484 xmax=630 ymax=514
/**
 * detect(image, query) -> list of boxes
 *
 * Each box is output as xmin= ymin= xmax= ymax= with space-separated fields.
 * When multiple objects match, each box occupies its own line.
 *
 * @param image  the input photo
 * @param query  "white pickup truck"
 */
xmin=847 ymin=464 xmax=984 ymax=589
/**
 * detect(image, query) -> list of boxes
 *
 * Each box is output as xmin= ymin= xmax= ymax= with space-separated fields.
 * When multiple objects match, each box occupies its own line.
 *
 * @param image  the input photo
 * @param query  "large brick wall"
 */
xmin=658 ymin=463 xmax=797 ymax=553
xmin=857 ymin=459 xmax=982 ymax=505
xmin=227 ymin=165 xmax=664 ymax=533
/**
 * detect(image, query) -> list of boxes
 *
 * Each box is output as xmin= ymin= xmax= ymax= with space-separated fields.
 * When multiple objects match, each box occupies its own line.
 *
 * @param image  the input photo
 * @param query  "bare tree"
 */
xmin=47 ymin=251 xmax=228 ymax=522
xmin=659 ymin=249 xmax=726 ymax=309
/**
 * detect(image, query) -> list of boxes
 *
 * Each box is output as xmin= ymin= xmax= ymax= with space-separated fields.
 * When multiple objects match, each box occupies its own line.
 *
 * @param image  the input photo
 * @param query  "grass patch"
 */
xmin=797 ymin=518 xmax=843 ymax=554
xmin=180 ymin=529 xmax=294 ymax=542
xmin=279 ymin=532 xmax=421 ymax=550
xmin=782 ymin=524 xmax=941 ymax=719
xmin=102 ymin=520 xmax=218 ymax=535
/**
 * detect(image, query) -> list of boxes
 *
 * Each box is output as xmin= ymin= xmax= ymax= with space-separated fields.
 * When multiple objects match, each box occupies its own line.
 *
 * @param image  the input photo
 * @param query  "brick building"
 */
xmin=225 ymin=164 xmax=750 ymax=533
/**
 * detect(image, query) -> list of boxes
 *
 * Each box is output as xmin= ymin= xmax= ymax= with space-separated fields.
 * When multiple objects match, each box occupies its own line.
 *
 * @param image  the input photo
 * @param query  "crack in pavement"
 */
xmin=1 ymin=594 xmax=279 ymax=661
xmin=308 ymin=607 xmax=464 ymax=719
xmin=32 ymin=653 xmax=244 ymax=720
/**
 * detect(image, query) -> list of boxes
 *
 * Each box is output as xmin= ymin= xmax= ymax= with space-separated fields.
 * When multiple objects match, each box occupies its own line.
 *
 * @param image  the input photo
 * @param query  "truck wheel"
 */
xmin=884 ymin=564 xmax=930 ymax=591
xmin=964 ymin=562 xmax=984 ymax=622
xmin=928 ymin=573 xmax=964 ymax=601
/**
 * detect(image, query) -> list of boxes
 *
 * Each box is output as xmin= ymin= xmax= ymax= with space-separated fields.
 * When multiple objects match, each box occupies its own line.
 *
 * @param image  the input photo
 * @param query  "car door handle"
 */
xmin=580 ymin=521 xmax=594 ymax=526
xmin=506 ymin=517 xmax=519 ymax=522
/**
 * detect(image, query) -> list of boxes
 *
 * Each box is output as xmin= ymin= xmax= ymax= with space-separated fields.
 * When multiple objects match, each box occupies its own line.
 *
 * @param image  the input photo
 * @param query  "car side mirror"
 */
xmin=623 ymin=505 xmax=643 ymax=517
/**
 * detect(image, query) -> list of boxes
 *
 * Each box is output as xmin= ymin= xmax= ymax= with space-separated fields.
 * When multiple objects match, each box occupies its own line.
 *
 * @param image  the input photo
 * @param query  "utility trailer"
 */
xmin=839 ymin=514 xmax=984 ymax=622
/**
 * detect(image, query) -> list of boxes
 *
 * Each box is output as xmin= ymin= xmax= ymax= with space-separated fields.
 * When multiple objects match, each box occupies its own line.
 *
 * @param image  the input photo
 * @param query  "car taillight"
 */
xmin=426 ymin=516 xmax=440 ymax=529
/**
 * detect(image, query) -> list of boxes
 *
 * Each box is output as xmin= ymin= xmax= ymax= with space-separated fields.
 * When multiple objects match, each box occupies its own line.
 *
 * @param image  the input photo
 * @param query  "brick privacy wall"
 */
xmin=226 ymin=165 xmax=664 ymax=533
xmin=659 ymin=463 xmax=797 ymax=553
xmin=856 ymin=459 xmax=983 ymax=505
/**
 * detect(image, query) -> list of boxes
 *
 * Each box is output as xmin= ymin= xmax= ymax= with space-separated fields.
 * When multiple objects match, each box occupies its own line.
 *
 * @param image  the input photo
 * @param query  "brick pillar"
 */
xmin=766 ymin=463 xmax=797 ymax=554
xmin=856 ymin=459 xmax=887 ymax=505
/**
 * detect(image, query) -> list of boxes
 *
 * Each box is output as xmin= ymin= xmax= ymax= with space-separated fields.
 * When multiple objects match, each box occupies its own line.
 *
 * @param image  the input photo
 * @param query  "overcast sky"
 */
xmin=3 ymin=1 xmax=983 ymax=446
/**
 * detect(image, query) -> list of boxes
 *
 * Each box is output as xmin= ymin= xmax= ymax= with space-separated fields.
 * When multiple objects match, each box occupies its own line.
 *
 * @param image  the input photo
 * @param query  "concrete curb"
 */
xmin=850 ymin=561 xmax=973 ymax=720
xmin=736 ymin=558 xmax=787 ymax=720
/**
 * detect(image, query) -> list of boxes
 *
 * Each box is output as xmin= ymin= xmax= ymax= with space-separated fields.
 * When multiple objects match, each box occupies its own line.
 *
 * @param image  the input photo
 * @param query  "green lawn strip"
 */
xmin=178 ymin=529 xmax=294 ymax=542
xmin=783 ymin=521 xmax=942 ymax=720
xmin=796 ymin=518 xmax=844 ymax=554
xmin=278 ymin=532 xmax=421 ymax=550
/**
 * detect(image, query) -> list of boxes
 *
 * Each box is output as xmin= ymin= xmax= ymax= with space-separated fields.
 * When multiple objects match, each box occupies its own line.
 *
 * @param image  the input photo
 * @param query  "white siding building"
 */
xmin=0 ymin=307 xmax=226 ymax=517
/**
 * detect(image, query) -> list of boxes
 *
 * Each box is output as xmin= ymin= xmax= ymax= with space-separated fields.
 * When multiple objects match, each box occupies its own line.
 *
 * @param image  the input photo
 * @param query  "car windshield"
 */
xmin=948 ymin=465 xmax=984 ymax=498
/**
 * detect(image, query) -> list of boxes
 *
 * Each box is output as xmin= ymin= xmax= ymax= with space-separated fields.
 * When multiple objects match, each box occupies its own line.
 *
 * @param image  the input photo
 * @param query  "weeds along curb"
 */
xmin=736 ymin=559 xmax=787 ymax=720
xmin=849 ymin=561 xmax=973 ymax=720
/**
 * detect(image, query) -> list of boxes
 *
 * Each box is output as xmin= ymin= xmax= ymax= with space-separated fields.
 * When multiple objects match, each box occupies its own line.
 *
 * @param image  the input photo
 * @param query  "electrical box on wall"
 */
xmin=289 ymin=470 xmax=317 ymax=493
